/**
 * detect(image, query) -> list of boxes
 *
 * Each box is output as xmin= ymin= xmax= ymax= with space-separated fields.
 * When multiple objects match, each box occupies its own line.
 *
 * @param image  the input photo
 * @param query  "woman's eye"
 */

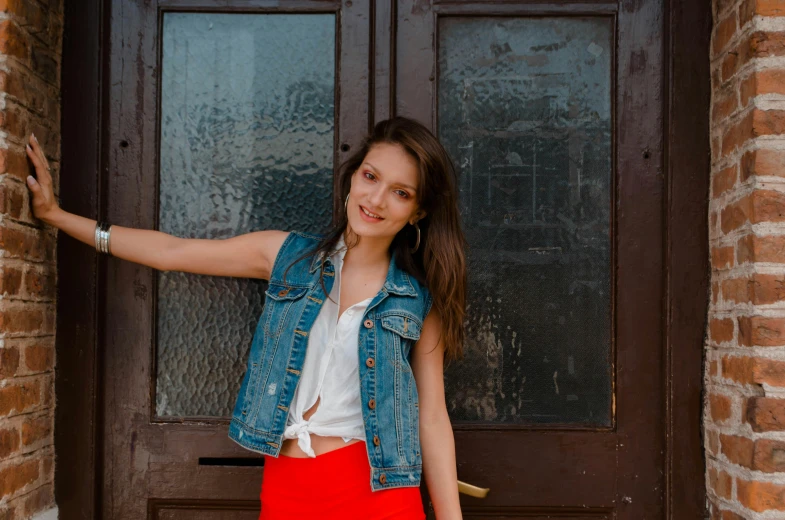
xmin=396 ymin=190 xmax=409 ymax=198
xmin=363 ymin=171 xmax=375 ymax=180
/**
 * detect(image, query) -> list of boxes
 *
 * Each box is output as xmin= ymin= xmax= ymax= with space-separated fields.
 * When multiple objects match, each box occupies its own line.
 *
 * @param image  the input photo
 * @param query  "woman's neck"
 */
xmin=343 ymin=228 xmax=392 ymax=271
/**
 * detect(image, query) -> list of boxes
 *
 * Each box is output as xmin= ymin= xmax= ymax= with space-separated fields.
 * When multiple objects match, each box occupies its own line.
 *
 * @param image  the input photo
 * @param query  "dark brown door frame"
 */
xmin=56 ymin=0 xmax=710 ymax=517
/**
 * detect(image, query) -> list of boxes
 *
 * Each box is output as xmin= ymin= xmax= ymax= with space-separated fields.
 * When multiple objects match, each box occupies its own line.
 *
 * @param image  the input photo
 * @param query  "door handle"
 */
xmin=457 ymin=479 xmax=489 ymax=498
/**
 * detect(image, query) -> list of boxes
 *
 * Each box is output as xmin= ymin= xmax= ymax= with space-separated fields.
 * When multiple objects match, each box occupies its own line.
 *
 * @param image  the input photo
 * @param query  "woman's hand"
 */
xmin=25 ymin=133 xmax=60 ymax=223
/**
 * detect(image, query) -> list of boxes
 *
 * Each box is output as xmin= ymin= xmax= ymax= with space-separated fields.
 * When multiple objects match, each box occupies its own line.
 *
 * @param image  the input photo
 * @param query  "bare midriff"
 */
xmin=278 ymin=395 xmax=364 ymax=458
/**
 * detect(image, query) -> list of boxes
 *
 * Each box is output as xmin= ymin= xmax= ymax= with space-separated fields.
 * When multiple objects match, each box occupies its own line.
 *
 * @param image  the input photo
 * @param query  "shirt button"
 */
xmin=373 ymin=435 xmax=380 ymax=446
xmin=368 ymin=399 xmax=376 ymax=410
xmin=364 ymin=319 xmax=373 ymax=329
xmin=278 ymin=288 xmax=289 ymax=297
xmin=366 ymin=357 xmax=375 ymax=368
xmin=379 ymin=473 xmax=387 ymax=484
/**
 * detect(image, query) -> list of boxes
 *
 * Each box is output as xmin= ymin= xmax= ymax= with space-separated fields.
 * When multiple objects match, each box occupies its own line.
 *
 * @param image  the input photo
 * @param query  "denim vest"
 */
xmin=228 ymin=230 xmax=433 ymax=491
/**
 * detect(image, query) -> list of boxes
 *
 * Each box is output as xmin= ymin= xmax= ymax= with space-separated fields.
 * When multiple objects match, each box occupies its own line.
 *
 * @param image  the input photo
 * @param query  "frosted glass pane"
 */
xmin=156 ymin=13 xmax=335 ymax=418
xmin=438 ymin=17 xmax=613 ymax=425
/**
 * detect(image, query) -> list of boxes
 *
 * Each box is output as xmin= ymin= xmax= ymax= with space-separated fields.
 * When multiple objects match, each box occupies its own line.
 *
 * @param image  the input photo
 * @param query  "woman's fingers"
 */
xmin=25 ymin=133 xmax=59 ymax=221
xmin=26 ymin=133 xmax=52 ymax=184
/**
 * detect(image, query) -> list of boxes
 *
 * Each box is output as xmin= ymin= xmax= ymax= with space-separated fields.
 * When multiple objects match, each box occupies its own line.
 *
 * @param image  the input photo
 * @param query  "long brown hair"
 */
xmin=284 ymin=117 xmax=466 ymax=363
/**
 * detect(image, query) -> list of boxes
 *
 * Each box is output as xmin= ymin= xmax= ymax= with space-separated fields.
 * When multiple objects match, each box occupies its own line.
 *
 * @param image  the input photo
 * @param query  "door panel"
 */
xmin=437 ymin=15 xmax=613 ymax=427
xmin=156 ymin=11 xmax=337 ymax=419
xmin=104 ymin=1 xmax=368 ymax=517
xmin=395 ymin=1 xmax=664 ymax=518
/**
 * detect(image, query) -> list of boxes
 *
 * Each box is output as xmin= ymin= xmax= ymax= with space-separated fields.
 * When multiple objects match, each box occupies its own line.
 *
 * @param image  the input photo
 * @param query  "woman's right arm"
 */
xmin=25 ymin=134 xmax=288 ymax=280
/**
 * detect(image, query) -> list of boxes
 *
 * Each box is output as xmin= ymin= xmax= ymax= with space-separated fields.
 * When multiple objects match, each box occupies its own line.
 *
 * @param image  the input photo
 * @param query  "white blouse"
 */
xmin=282 ymin=233 xmax=371 ymax=457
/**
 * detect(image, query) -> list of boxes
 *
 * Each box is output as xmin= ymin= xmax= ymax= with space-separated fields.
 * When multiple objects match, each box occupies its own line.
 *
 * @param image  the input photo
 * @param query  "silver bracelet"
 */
xmin=94 ymin=221 xmax=113 ymax=255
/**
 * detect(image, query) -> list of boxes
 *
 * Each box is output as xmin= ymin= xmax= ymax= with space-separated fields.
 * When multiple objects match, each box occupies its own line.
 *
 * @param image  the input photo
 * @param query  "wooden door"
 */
xmin=393 ymin=1 xmax=666 ymax=518
xmin=98 ymin=0 xmax=671 ymax=518
xmin=102 ymin=1 xmax=369 ymax=518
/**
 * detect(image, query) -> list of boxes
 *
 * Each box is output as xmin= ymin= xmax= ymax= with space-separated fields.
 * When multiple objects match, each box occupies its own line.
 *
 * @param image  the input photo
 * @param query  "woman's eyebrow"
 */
xmin=364 ymin=161 xmax=418 ymax=193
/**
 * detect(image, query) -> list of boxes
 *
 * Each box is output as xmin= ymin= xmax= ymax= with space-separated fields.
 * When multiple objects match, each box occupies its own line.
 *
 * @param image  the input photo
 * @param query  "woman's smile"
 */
xmin=359 ymin=205 xmax=385 ymax=222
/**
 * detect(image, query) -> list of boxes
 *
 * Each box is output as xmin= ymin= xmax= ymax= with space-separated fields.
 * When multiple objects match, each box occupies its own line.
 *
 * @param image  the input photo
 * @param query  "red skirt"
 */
xmin=259 ymin=441 xmax=425 ymax=520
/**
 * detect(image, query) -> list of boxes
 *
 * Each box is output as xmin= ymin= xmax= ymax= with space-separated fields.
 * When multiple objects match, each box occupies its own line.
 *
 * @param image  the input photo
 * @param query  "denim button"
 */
xmin=364 ymin=319 xmax=373 ymax=329
xmin=368 ymin=399 xmax=376 ymax=410
xmin=277 ymin=288 xmax=289 ymax=297
xmin=373 ymin=435 xmax=380 ymax=446
xmin=366 ymin=357 xmax=375 ymax=368
xmin=379 ymin=473 xmax=387 ymax=484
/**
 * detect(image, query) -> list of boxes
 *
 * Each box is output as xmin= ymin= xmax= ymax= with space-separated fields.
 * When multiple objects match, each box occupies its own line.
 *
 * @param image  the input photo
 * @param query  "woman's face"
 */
xmin=347 ymin=142 xmax=424 ymax=240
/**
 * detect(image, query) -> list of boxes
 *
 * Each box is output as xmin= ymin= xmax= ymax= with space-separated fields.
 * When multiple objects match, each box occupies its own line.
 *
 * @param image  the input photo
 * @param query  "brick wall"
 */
xmin=0 ymin=0 xmax=62 ymax=518
xmin=708 ymin=0 xmax=785 ymax=518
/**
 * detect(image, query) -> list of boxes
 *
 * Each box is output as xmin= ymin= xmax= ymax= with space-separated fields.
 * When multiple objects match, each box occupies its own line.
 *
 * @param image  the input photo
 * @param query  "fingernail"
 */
xmin=26 ymin=144 xmax=31 ymax=151
xmin=32 ymin=133 xmax=37 ymax=142
xmin=26 ymin=175 xmax=36 ymax=184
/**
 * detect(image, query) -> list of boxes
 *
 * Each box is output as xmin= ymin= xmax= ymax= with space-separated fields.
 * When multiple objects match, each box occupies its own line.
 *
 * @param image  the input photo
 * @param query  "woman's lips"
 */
xmin=359 ymin=205 xmax=384 ymax=222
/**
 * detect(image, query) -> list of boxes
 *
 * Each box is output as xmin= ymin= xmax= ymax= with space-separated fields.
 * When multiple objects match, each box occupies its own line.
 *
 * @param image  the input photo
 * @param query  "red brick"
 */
xmin=0 ymin=379 xmax=40 ymax=416
xmin=722 ymin=110 xmax=785 ymax=156
xmin=0 ymin=181 xmax=26 ymax=220
xmin=710 ymin=393 xmax=733 ymax=422
xmin=0 ymin=0 xmax=49 ymax=45
xmin=752 ymin=357 xmax=785 ymax=387
xmin=738 ymin=234 xmax=785 ymax=264
xmin=707 ymin=429 xmax=720 ymax=456
xmin=712 ymin=246 xmax=736 ymax=270
xmin=708 ymin=466 xmax=733 ymax=499
xmin=722 ymin=273 xmax=785 ymax=305
xmin=722 ymin=276 xmax=752 ymax=303
xmin=742 ymin=148 xmax=785 ymax=180
xmin=0 ymin=305 xmax=45 ymax=334
xmin=747 ymin=397 xmax=785 ymax=432
xmin=722 ymin=111 xmax=755 ymax=156
xmin=714 ymin=12 xmax=739 ymax=57
xmin=0 ymin=428 xmax=19 ymax=459
xmin=0 ymin=347 xmax=19 ymax=378
xmin=710 ymin=358 xmax=719 ymax=377
xmin=721 ymin=433 xmax=755 ymax=467
xmin=0 ymin=264 xmax=23 ymax=296
xmin=0 ymin=20 xmax=29 ymax=62
xmin=737 ymin=477 xmax=785 ymax=512
xmin=22 ymin=483 xmax=52 ymax=517
xmin=722 ymin=355 xmax=755 ymax=384
xmin=723 ymin=32 xmax=785 ymax=82
xmin=0 ymin=146 xmax=35 ymax=181
xmin=753 ymin=438 xmax=785 ymax=472
xmin=710 ymin=318 xmax=735 ymax=343
xmin=24 ymin=344 xmax=53 ymax=373
xmin=751 ymin=273 xmax=785 ymax=304
xmin=21 ymin=415 xmax=50 ymax=446
xmin=0 ymin=458 xmax=38 ymax=498
xmin=720 ymin=190 xmax=785 ymax=234
xmin=713 ymin=164 xmax=738 ymax=196
xmin=721 ymin=510 xmax=746 ymax=520
xmin=740 ymin=0 xmax=785 ymax=26
xmin=738 ymin=315 xmax=785 ymax=346
xmin=41 ymin=453 xmax=52 ymax=479
xmin=712 ymin=280 xmax=720 ymax=304
xmin=0 ymin=224 xmax=53 ymax=262
xmin=741 ymin=69 xmax=785 ymax=107
xmin=24 ymin=267 xmax=54 ymax=299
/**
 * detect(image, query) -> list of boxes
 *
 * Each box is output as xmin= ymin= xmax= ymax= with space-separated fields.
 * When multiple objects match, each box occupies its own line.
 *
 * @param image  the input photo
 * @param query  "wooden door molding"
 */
xmin=57 ymin=0 xmax=710 ymax=518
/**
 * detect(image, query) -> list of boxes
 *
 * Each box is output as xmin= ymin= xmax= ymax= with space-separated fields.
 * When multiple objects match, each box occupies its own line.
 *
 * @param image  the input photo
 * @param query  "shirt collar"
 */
xmin=308 ymin=232 xmax=417 ymax=297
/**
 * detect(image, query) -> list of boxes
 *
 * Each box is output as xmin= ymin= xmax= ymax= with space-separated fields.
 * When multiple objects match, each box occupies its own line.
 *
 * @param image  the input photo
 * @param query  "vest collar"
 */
xmin=308 ymin=238 xmax=417 ymax=297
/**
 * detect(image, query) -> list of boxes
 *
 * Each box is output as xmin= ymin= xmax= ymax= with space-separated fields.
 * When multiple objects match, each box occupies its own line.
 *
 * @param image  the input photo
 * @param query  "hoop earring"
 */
xmin=411 ymin=222 xmax=420 ymax=253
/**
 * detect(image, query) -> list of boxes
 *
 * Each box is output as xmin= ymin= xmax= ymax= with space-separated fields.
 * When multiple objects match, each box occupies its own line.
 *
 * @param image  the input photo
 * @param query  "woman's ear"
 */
xmin=411 ymin=209 xmax=427 ymax=225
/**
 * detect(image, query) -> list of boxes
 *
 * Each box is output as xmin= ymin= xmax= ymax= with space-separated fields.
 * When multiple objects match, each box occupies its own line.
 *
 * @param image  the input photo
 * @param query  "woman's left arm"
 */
xmin=411 ymin=308 xmax=462 ymax=520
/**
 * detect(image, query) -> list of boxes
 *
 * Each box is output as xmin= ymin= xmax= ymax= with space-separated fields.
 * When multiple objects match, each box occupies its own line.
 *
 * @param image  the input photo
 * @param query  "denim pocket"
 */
xmin=262 ymin=283 xmax=308 ymax=337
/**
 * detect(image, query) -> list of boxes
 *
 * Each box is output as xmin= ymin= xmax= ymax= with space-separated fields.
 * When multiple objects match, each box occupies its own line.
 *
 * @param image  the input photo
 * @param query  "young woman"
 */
xmin=25 ymin=117 xmax=467 ymax=519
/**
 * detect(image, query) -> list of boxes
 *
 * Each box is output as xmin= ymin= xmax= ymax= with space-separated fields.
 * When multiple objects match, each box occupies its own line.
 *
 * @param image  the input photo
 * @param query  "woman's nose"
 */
xmin=368 ymin=186 xmax=385 ymax=207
